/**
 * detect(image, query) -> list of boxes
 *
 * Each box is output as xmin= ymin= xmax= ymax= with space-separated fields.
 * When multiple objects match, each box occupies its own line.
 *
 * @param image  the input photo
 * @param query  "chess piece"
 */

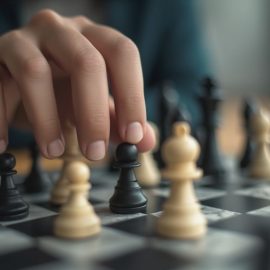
xmin=135 ymin=122 xmax=161 ymax=187
xmin=0 ymin=153 xmax=29 ymax=221
xmin=23 ymin=141 xmax=51 ymax=193
xmin=239 ymin=99 xmax=257 ymax=169
xmin=249 ymin=109 xmax=270 ymax=179
xmin=198 ymin=77 xmax=225 ymax=177
xmin=50 ymin=122 xmax=82 ymax=205
xmin=155 ymin=81 xmax=180 ymax=168
xmin=156 ymin=122 xmax=207 ymax=239
xmin=54 ymin=161 xmax=101 ymax=238
xmin=109 ymin=143 xmax=147 ymax=214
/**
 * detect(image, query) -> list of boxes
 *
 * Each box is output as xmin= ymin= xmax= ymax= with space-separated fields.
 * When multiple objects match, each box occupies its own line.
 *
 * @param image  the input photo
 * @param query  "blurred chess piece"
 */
xmin=23 ymin=141 xmax=51 ymax=193
xmin=135 ymin=122 xmax=161 ymax=187
xmin=50 ymin=122 xmax=83 ymax=205
xmin=156 ymin=122 xmax=207 ymax=239
xmin=54 ymin=161 xmax=101 ymax=238
xmin=0 ymin=153 xmax=29 ymax=221
xmin=239 ymin=98 xmax=257 ymax=169
xmin=249 ymin=108 xmax=270 ymax=179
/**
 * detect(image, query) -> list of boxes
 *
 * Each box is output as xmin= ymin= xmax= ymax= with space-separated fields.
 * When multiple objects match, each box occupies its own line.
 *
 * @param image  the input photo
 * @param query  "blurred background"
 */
xmin=20 ymin=0 xmax=270 ymax=96
xmin=1 ymin=0 xmax=269 ymax=166
xmin=196 ymin=0 xmax=270 ymax=96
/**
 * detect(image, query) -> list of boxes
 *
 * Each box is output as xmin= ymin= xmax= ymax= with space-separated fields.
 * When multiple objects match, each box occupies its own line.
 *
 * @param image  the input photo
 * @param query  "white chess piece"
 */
xmin=249 ymin=108 xmax=270 ymax=179
xmin=156 ymin=122 xmax=207 ymax=239
xmin=54 ymin=161 xmax=101 ymax=238
xmin=136 ymin=122 xmax=160 ymax=187
xmin=50 ymin=123 xmax=82 ymax=205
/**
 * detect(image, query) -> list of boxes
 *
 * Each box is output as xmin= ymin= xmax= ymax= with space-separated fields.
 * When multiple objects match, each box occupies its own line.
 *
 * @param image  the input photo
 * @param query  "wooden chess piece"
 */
xmin=136 ymin=122 xmax=161 ymax=187
xmin=249 ymin=109 xmax=270 ymax=179
xmin=54 ymin=161 xmax=101 ymax=239
xmin=0 ymin=153 xmax=29 ymax=221
xmin=23 ymin=141 xmax=51 ymax=193
xmin=50 ymin=122 xmax=83 ymax=205
xmin=156 ymin=122 xmax=207 ymax=239
xmin=239 ymin=99 xmax=257 ymax=169
xmin=198 ymin=77 xmax=225 ymax=177
xmin=109 ymin=143 xmax=147 ymax=214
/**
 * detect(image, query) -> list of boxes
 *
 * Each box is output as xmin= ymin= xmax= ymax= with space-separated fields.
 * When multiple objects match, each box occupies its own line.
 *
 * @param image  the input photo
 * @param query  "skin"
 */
xmin=0 ymin=10 xmax=156 ymax=160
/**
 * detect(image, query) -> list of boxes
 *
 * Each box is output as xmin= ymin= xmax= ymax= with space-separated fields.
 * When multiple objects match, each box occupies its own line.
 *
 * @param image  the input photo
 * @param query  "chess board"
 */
xmin=1 ymin=162 xmax=270 ymax=270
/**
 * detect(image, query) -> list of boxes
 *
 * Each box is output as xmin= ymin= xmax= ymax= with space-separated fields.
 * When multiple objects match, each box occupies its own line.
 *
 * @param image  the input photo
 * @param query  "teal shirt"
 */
xmin=0 ymin=0 xmax=211 ymax=147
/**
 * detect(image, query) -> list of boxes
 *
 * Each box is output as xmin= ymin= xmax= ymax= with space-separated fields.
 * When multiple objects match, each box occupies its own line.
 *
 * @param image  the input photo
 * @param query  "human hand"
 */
xmin=0 ymin=10 xmax=155 ymax=160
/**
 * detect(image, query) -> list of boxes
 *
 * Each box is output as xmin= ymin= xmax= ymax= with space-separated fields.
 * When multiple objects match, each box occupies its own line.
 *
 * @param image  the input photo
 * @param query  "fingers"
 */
xmin=0 ymin=10 xmax=150 ymax=161
xmin=79 ymin=22 xmax=146 ymax=144
xmin=34 ymin=12 xmax=110 ymax=160
xmin=0 ymin=30 xmax=64 ymax=158
xmin=109 ymin=97 xmax=156 ymax=153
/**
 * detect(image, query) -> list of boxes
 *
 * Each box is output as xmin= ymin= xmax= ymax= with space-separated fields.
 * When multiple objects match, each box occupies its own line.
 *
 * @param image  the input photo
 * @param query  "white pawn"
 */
xmin=156 ymin=122 xmax=207 ymax=239
xmin=50 ymin=123 xmax=82 ymax=205
xmin=249 ymin=108 xmax=270 ymax=179
xmin=54 ymin=161 xmax=101 ymax=239
xmin=136 ymin=122 xmax=160 ymax=187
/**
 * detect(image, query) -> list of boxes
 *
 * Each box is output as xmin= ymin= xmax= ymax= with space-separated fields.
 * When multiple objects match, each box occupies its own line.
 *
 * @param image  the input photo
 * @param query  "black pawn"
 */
xmin=109 ymin=143 xmax=147 ymax=214
xmin=198 ymin=77 xmax=225 ymax=177
xmin=239 ymin=99 xmax=257 ymax=169
xmin=155 ymin=81 xmax=180 ymax=168
xmin=0 ymin=153 xmax=29 ymax=221
xmin=23 ymin=141 xmax=51 ymax=193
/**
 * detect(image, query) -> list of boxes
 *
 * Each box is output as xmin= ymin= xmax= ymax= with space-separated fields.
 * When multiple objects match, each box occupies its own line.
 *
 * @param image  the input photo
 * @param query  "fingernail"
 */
xmin=86 ymin=140 xmax=105 ymax=161
xmin=0 ymin=140 xmax=6 ymax=153
xmin=126 ymin=122 xmax=143 ymax=143
xmin=47 ymin=139 xmax=65 ymax=157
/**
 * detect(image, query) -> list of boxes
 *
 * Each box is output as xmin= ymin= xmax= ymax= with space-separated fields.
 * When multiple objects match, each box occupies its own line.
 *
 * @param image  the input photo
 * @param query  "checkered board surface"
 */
xmin=1 ymin=165 xmax=270 ymax=270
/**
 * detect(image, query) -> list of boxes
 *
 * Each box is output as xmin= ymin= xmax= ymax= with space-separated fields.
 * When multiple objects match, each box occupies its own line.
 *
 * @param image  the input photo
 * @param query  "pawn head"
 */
xmin=115 ymin=143 xmax=138 ymax=163
xmin=0 ymin=153 xmax=16 ymax=172
xmin=162 ymin=122 xmax=200 ymax=166
xmin=66 ymin=161 xmax=90 ymax=183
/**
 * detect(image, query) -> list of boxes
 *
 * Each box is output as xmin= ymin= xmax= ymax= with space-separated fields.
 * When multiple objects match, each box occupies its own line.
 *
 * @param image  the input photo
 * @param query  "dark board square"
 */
xmin=201 ymin=195 xmax=270 ymax=213
xmin=106 ymin=215 xmax=157 ymax=237
xmin=210 ymin=214 xmax=270 ymax=237
xmin=0 ymin=247 xmax=59 ymax=270
xmin=8 ymin=215 xmax=56 ymax=237
xmin=99 ymin=246 xmax=186 ymax=270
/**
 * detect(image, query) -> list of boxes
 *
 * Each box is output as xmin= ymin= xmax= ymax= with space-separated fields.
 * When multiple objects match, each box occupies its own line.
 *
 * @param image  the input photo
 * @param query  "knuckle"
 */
xmin=111 ymin=37 xmax=139 ymax=58
xmin=73 ymin=15 xmax=92 ymax=26
xmin=29 ymin=9 xmax=61 ymax=27
xmin=1 ymin=30 xmax=24 ymax=45
xmin=73 ymin=47 xmax=105 ymax=74
xmin=21 ymin=56 xmax=49 ymax=79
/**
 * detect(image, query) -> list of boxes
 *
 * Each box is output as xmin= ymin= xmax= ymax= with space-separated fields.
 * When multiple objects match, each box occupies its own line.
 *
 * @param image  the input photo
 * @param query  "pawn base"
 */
xmin=54 ymin=214 xmax=101 ymax=239
xmin=0 ymin=201 xmax=29 ymax=221
xmin=110 ymin=203 xmax=147 ymax=214
xmin=156 ymin=203 xmax=207 ymax=240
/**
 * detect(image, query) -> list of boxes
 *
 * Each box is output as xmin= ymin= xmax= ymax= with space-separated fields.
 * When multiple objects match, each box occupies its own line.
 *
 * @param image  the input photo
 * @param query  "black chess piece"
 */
xmin=198 ymin=77 xmax=225 ymax=177
xmin=239 ymin=98 xmax=257 ymax=169
xmin=23 ymin=141 xmax=51 ymax=193
xmin=155 ymin=81 xmax=195 ymax=181
xmin=0 ymin=153 xmax=29 ymax=221
xmin=109 ymin=143 xmax=147 ymax=214
xmin=155 ymin=81 xmax=180 ymax=168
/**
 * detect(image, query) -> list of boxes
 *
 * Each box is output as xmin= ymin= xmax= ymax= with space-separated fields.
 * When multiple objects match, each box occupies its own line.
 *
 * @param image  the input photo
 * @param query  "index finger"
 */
xmin=77 ymin=20 xmax=146 ymax=144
